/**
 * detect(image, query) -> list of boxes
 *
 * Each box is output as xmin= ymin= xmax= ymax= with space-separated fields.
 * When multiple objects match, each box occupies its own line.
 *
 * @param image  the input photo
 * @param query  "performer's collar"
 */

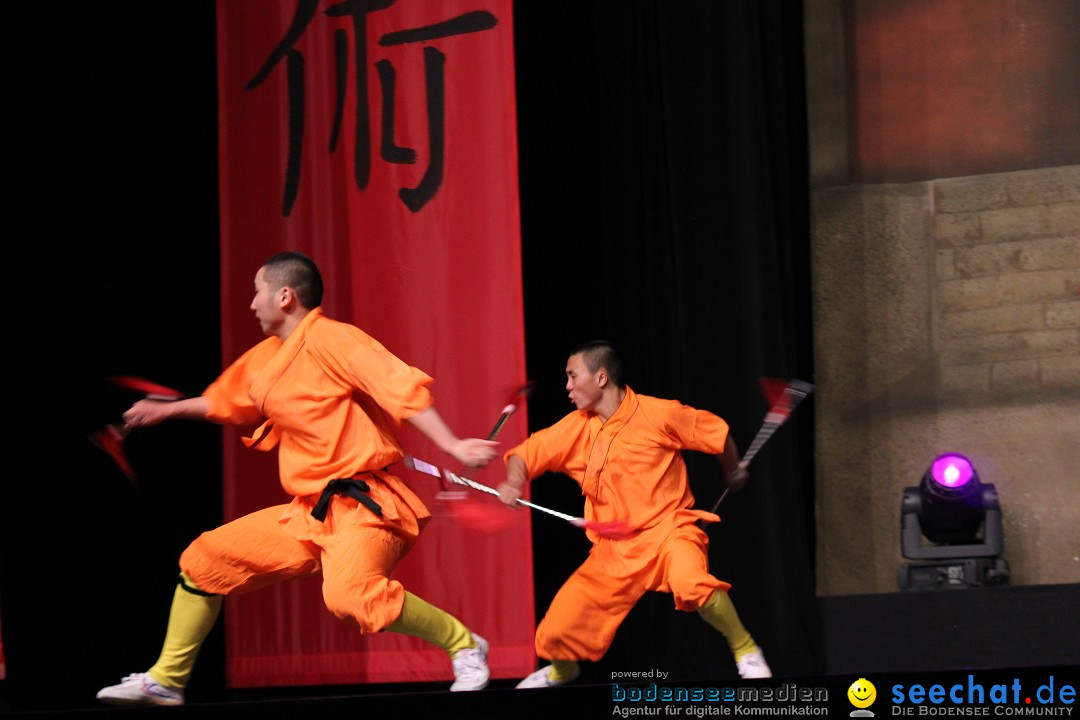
xmin=594 ymin=385 xmax=632 ymax=424
xmin=276 ymin=306 xmax=321 ymax=342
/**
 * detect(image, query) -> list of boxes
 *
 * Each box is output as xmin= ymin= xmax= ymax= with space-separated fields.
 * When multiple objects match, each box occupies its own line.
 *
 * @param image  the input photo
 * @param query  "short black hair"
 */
xmin=262 ymin=252 xmax=324 ymax=309
xmin=571 ymin=340 xmax=625 ymax=389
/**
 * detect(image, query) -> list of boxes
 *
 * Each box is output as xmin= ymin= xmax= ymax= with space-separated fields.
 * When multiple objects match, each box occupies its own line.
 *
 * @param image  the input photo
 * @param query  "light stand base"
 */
xmin=898 ymin=557 xmax=1010 ymax=591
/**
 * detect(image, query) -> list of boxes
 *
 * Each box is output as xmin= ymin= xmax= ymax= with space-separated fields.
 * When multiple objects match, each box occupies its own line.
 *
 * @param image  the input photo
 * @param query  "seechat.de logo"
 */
xmin=890 ymin=675 xmax=1076 ymax=715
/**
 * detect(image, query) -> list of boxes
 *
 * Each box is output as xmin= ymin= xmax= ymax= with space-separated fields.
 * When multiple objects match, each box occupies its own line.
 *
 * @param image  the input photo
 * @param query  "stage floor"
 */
xmin=6 ymin=666 xmax=1079 ymax=720
xmin=4 ymin=585 xmax=1077 ymax=718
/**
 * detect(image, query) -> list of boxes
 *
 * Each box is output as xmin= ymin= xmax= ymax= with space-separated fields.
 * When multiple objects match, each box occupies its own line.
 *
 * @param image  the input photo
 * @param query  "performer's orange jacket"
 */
xmin=180 ymin=308 xmax=434 ymax=631
xmin=505 ymin=386 xmax=731 ymax=660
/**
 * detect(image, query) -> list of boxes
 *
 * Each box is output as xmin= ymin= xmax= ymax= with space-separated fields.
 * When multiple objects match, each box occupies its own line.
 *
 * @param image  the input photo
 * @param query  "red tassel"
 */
xmin=88 ymin=424 xmax=137 ymax=486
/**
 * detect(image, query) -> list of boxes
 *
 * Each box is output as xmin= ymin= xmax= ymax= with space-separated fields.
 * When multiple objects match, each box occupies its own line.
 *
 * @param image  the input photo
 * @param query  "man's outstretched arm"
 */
xmin=406 ymin=406 xmax=499 ymax=468
xmin=123 ymin=397 xmax=210 ymax=429
xmin=720 ymin=433 xmax=750 ymax=491
xmin=496 ymin=455 xmax=528 ymax=507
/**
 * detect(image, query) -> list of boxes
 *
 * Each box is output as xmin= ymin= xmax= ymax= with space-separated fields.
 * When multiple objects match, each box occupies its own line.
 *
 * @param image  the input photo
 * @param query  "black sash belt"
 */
xmin=311 ymin=477 xmax=383 ymax=521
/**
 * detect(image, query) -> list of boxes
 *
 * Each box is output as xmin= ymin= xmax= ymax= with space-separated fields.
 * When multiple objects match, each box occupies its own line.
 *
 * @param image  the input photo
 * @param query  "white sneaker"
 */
xmin=96 ymin=672 xmax=185 ymax=706
xmin=515 ymin=662 xmax=581 ymax=689
xmin=450 ymin=633 xmax=490 ymax=691
xmin=736 ymin=648 xmax=772 ymax=679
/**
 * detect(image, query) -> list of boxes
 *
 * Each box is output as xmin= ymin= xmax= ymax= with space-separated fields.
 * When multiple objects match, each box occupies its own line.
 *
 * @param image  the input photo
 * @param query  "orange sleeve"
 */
xmin=504 ymin=411 xmax=590 ymax=482
xmin=202 ymin=338 xmax=279 ymax=425
xmin=307 ymin=320 xmax=433 ymax=424
xmin=686 ymin=408 xmax=730 ymax=454
xmin=652 ymin=398 xmax=729 ymax=455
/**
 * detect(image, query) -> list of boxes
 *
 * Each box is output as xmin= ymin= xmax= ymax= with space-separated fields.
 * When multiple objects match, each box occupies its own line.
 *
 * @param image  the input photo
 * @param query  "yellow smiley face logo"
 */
xmin=848 ymin=678 xmax=877 ymax=708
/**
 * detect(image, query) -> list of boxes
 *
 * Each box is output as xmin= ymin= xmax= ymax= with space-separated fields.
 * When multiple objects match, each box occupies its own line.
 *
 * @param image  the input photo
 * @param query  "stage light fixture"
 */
xmin=898 ymin=452 xmax=1010 ymax=590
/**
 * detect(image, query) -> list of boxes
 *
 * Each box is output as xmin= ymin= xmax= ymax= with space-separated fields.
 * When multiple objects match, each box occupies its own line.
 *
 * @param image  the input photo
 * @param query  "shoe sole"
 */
xmin=97 ymin=695 xmax=183 ymax=707
xmin=450 ymin=634 xmax=491 ymax=691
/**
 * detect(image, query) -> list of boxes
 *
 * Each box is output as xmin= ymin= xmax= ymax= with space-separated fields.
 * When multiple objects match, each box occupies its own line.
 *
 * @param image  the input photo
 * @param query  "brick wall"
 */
xmin=934 ymin=167 xmax=1080 ymax=396
xmin=811 ymin=165 xmax=1080 ymax=595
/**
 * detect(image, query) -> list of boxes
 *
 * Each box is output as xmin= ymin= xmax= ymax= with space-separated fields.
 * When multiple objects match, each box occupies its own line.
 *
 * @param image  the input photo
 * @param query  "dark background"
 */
xmin=5 ymin=1 xmax=816 ymax=711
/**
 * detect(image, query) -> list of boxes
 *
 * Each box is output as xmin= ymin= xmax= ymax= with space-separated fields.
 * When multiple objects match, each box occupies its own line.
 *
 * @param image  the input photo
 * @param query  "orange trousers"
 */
xmin=536 ymin=523 xmax=729 ymax=661
xmin=179 ymin=496 xmax=417 ymax=634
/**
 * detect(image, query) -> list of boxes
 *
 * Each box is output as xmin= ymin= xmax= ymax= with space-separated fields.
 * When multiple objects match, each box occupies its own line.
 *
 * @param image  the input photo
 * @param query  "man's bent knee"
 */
xmin=322 ymin=576 xmax=403 ymax=634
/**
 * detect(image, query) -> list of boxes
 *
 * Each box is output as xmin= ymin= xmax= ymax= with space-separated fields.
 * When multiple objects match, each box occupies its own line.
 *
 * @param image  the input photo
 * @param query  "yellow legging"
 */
xmin=696 ymin=589 xmax=758 ymax=660
xmin=549 ymin=588 xmax=757 ymax=682
xmin=148 ymin=575 xmax=474 ymax=688
xmin=387 ymin=591 xmax=475 ymax=657
xmin=147 ymin=574 xmax=222 ymax=688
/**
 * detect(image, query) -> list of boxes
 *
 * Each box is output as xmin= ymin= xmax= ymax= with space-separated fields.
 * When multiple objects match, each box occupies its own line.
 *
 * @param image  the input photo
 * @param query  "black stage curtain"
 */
xmin=6 ymin=2 xmax=224 ymax=712
xmin=512 ymin=1 xmax=819 ymax=681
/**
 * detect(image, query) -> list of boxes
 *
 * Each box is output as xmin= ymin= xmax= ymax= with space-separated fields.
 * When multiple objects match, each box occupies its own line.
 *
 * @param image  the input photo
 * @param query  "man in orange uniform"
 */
xmin=97 ymin=252 xmax=498 ymax=706
xmin=498 ymin=341 xmax=771 ymax=688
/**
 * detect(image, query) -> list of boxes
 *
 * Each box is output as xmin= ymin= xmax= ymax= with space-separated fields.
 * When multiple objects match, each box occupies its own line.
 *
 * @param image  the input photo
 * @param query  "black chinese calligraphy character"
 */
xmin=245 ymin=0 xmax=498 ymax=216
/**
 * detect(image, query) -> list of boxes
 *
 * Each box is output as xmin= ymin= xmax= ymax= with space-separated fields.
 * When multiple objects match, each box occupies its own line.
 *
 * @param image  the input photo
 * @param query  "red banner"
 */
xmin=216 ymin=0 xmax=533 ymax=687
